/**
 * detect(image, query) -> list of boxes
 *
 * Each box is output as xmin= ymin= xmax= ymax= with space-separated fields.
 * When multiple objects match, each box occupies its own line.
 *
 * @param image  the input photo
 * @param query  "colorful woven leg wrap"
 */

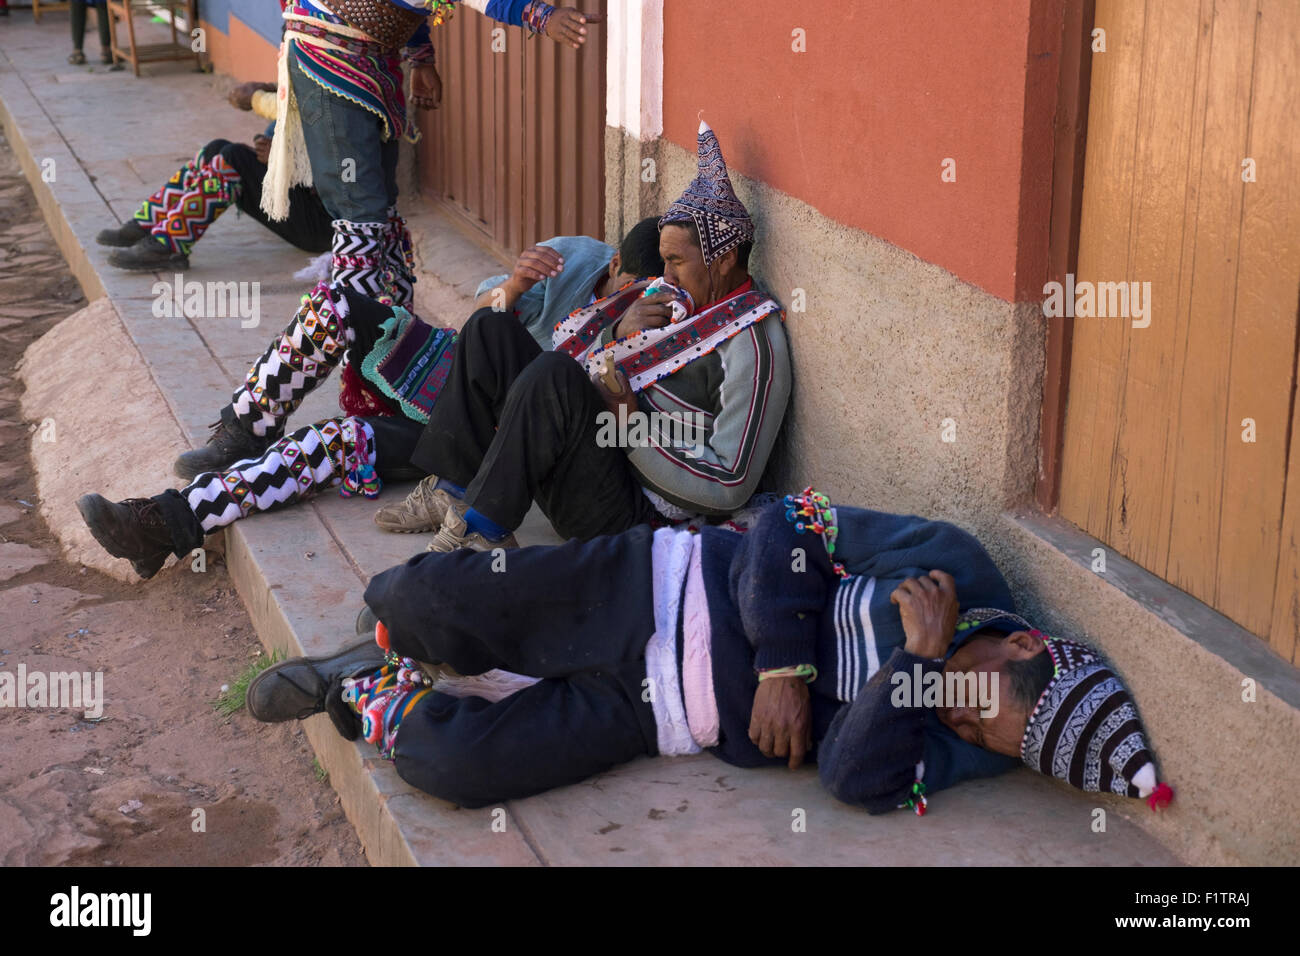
xmin=150 ymin=151 xmax=242 ymax=256
xmin=330 ymin=219 xmax=394 ymax=304
xmin=133 ymin=149 xmax=205 ymax=231
xmin=341 ymin=655 xmax=432 ymax=760
xmin=384 ymin=206 xmax=416 ymax=310
xmin=181 ymin=416 xmax=378 ymax=532
xmin=228 ymin=282 xmax=352 ymax=438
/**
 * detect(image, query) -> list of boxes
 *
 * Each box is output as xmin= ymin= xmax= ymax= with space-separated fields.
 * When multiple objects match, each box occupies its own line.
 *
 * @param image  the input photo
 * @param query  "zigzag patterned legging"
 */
xmin=228 ymin=282 xmax=351 ymax=439
xmin=133 ymin=144 xmax=241 ymax=255
xmin=183 ymin=417 xmax=376 ymax=533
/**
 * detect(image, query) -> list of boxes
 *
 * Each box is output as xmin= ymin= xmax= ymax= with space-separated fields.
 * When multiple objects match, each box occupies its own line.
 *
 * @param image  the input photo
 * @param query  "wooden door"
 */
xmin=415 ymin=3 xmax=608 ymax=258
xmin=1059 ymin=0 xmax=1300 ymax=662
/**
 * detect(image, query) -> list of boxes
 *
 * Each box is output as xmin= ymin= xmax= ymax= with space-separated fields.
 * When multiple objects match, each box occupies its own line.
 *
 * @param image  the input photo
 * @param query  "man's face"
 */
xmin=936 ymin=632 xmax=1043 ymax=758
xmin=659 ymin=224 xmax=711 ymax=311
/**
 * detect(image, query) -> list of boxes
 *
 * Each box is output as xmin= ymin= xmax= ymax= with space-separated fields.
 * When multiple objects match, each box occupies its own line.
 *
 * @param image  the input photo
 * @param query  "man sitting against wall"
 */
xmin=372 ymin=121 xmax=794 ymax=552
xmin=245 ymin=489 xmax=1175 ymax=817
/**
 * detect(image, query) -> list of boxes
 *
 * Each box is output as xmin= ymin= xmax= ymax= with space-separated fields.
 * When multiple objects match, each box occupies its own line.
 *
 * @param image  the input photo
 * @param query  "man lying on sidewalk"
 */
xmin=246 ymin=490 xmax=1175 ymax=815
xmin=371 ymin=121 xmax=793 ymax=551
xmin=73 ymin=218 xmax=664 ymax=580
xmin=96 ymin=82 xmax=333 ymax=272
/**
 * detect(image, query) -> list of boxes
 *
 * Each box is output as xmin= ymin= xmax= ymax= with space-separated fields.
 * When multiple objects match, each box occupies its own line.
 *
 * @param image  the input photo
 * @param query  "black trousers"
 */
xmin=364 ymin=525 xmax=660 ymax=808
xmin=205 ymin=139 xmax=333 ymax=254
xmin=408 ymin=309 xmax=660 ymax=541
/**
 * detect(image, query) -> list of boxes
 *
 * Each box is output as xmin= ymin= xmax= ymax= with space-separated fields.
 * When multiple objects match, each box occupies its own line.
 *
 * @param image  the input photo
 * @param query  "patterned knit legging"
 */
xmin=228 ymin=282 xmax=352 ymax=439
xmin=133 ymin=145 xmax=241 ymax=255
xmin=182 ymin=416 xmax=377 ymax=533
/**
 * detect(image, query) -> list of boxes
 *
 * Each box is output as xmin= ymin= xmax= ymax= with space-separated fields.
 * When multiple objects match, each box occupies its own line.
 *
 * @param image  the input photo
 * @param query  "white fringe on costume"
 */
xmin=261 ymin=32 xmax=315 ymax=223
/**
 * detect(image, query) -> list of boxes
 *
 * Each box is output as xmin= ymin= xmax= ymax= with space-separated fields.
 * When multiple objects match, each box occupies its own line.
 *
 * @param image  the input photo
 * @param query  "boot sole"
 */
xmin=107 ymin=252 xmax=190 ymax=272
xmin=96 ymin=234 xmax=146 ymax=248
xmin=76 ymin=494 xmax=168 ymax=581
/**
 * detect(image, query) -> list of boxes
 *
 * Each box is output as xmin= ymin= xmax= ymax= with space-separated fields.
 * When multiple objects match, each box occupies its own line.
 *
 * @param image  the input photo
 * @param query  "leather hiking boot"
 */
xmin=96 ymin=220 xmax=149 ymax=248
xmin=426 ymin=501 xmax=518 ymax=554
xmin=246 ymin=639 xmax=388 ymax=740
xmin=174 ymin=419 xmax=271 ymax=480
xmin=107 ymin=236 xmax=189 ymax=272
xmin=76 ymin=494 xmax=175 ymax=580
xmin=372 ymin=474 xmax=455 ymax=534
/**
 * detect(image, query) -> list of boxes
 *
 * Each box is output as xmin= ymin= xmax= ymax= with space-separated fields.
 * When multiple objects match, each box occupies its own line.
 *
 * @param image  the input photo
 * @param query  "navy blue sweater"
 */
xmin=700 ymin=502 xmax=1021 ymax=813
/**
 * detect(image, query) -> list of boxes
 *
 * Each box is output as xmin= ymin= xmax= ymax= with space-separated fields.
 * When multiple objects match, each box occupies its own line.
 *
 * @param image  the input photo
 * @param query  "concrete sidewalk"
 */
xmin=0 ymin=16 xmax=1181 ymax=865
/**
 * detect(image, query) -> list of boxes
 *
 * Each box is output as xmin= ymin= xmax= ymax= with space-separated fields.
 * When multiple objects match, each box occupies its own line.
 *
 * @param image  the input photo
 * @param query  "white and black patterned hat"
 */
xmin=955 ymin=608 xmax=1173 ymax=810
xmin=660 ymin=120 xmax=755 ymax=266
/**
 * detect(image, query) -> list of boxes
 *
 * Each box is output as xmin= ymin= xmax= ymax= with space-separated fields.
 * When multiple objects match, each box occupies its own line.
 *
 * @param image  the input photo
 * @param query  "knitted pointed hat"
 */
xmin=659 ymin=120 xmax=755 ymax=265
xmin=954 ymin=608 xmax=1173 ymax=811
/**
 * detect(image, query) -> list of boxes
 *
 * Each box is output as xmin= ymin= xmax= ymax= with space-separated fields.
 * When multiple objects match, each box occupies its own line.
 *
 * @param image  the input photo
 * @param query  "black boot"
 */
xmin=76 ymin=494 xmax=187 ymax=580
xmin=107 ymin=236 xmax=189 ymax=272
xmin=174 ymin=415 xmax=272 ymax=480
xmin=246 ymin=640 xmax=388 ymax=740
xmin=96 ymin=221 xmax=149 ymax=248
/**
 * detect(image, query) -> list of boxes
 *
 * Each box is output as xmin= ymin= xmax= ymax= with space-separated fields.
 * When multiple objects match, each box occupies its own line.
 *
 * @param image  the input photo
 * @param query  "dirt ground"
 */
xmin=0 ymin=133 xmax=365 ymax=866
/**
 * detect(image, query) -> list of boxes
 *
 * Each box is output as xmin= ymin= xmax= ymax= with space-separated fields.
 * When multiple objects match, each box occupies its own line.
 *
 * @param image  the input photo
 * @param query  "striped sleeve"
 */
xmin=626 ymin=313 xmax=791 ymax=514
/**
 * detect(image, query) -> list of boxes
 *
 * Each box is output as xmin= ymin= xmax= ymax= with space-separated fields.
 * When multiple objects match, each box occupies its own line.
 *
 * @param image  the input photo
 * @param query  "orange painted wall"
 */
xmin=203 ymin=14 xmax=279 ymax=83
xmin=661 ymin=0 xmax=1061 ymax=302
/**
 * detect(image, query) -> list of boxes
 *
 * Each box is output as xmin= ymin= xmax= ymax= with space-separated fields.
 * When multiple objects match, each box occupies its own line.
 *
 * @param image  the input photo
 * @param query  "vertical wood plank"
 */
xmin=1059 ymin=0 xmax=1146 ymax=534
xmin=1237 ymin=0 xmax=1300 ymax=648
xmin=1164 ymin=0 xmax=1257 ymax=602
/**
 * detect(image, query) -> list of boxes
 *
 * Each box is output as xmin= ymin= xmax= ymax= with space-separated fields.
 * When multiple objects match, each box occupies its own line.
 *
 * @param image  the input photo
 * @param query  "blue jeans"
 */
xmin=289 ymin=54 xmax=399 ymax=224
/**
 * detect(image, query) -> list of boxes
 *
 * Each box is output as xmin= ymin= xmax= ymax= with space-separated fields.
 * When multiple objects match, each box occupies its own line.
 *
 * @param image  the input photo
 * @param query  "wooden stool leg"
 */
xmin=122 ymin=1 xmax=141 ymax=77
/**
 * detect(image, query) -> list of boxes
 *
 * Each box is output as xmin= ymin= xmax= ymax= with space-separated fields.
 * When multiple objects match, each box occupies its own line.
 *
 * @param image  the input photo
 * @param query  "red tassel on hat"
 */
xmin=1147 ymin=782 xmax=1174 ymax=811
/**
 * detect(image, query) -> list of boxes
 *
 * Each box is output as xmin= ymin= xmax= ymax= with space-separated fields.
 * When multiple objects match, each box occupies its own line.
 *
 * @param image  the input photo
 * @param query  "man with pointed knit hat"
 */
xmin=376 ymin=119 xmax=793 ymax=551
xmin=245 ymin=489 xmax=1174 ymax=815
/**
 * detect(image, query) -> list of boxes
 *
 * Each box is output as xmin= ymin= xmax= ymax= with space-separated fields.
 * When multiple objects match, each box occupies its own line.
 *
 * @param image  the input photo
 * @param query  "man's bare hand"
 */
xmin=411 ymin=63 xmax=442 ymax=110
xmin=229 ymin=81 xmax=276 ymax=111
xmin=545 ymin=8 xmax=602 ymax=49
xmin=748 ymin=676 xmax=812 ymax=769
xmin=613 ymin=291 xmax=675 ymax=339
xmin=890 ymin=570 xmax=959 ymax=659
xmin=507 ymin=245 xmax=564 ymax=293
xmin=253 ymin=134 xmax=272 ymax=165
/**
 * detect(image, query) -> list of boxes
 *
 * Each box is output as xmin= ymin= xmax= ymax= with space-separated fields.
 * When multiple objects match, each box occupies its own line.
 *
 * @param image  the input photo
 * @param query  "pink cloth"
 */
xmin=681 ymin=543 xmax=719 ymax=748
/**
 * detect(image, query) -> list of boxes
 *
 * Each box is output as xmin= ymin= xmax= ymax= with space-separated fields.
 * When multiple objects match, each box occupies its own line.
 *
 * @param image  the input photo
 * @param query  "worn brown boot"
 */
xmin=76 ymin=495 xmax=176 ymax=580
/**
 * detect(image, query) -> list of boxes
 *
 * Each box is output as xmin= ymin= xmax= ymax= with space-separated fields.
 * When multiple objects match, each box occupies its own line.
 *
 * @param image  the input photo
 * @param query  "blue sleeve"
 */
xmin=475 ymin=273 xmax=511 ymax=298
xmin=730 ymin=502 xmax=834 ymax=671
xmin=483 ymin=0 xmax=531 ymax=27
xmin=818 ymin=648 xmax=1018 ymax=814
xmin=264 ymin=121 xmax=278 ymax=139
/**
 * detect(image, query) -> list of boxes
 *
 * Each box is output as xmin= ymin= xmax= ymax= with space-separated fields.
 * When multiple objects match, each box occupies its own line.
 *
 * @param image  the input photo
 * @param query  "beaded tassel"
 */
xmin=783 ymin=486 xmax=848 ymax=578
xmin=342 ymin=653 xmax=432 ymax=760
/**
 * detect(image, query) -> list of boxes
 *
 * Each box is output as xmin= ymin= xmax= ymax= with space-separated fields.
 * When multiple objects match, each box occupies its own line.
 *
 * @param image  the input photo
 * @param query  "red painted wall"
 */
xmin=661 ymin=0 xmax=1061 ymax=302
xmin=204 ymin=15 xmax=279 ymax=84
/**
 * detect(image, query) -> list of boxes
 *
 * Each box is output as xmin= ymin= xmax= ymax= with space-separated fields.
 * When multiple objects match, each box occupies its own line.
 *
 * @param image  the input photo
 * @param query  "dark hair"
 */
xmin=1005 ymin=647 xmax=1056 ymax=714
xmin=619 ymin=216 xmax=665 ymax=279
